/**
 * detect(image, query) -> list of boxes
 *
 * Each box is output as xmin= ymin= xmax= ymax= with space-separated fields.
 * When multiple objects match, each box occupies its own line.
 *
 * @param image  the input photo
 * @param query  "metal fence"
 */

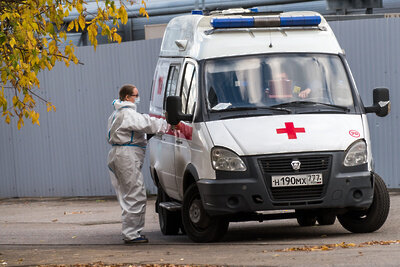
xmin=0 ymin=17 xmax=399 ymax=198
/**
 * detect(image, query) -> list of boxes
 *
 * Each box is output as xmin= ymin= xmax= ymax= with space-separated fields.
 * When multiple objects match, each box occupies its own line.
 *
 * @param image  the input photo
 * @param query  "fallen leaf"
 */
xmin=64 ymin=211 xmax=84 ymax=215
xmin=72 ymin=236 xmax=77 ymax=239
xmin=51 ymin=219 xmax=58 ymax=222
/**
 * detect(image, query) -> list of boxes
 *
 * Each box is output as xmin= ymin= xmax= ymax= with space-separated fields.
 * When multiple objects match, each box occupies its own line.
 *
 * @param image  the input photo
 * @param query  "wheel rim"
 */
xmin=189 ymin=199 xmax=202 ymax=224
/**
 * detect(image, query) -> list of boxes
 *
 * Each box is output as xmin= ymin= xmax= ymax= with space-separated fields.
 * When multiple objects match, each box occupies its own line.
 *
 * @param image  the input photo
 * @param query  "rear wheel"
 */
xmin=338 ymin=174 xmax=390 ymax=233
xmin=182 ymin=183 xmax=229 ymax=242
xmin=157 ymin=185 xmax=181 ymax=235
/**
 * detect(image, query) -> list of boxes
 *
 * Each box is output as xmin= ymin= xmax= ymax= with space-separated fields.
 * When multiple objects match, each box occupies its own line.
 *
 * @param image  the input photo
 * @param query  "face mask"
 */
xmin=135 ymin=97 xmax=141 ymax=104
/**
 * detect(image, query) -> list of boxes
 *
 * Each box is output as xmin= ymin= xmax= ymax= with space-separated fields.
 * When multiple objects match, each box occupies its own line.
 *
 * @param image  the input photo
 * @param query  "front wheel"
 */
xmin=182 ymin=183 xmax=229 ymax=242
xmin=338 ymin=174 xmax=390 ymax=233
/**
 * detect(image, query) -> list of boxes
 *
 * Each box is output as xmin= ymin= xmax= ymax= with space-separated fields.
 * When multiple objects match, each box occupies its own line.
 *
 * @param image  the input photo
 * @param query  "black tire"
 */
xmin=157 ymin=185 xmax=181 ymax=235
xmin=182 ymin=183 xmax=229 ymax=242
xmin=317 ymin=214 xmax=336 ymax=225
xmin=338 ymin=174 xmax=390 ymax=233
xmin=296 ymin=210 xmax=317 ymax=226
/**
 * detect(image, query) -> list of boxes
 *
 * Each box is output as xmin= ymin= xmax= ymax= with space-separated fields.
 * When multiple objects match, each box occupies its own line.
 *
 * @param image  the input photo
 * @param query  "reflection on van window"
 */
xmin=181 ymin=63 xmax=195 ymax=114
xmin=163 ymin=65 xmax=180 ymax=110
xmin=205 ymin=54 xmax=354 ymax=112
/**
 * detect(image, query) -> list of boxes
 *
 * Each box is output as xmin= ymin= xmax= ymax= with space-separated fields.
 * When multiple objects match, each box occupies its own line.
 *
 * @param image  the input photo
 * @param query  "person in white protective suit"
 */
xmin=107 ymin=84 xmax=168 ymax=244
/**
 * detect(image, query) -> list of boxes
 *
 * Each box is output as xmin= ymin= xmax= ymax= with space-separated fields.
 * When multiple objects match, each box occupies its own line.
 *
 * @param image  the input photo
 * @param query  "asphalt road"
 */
xmin=1 ymin=191 xmax=400 ymax=267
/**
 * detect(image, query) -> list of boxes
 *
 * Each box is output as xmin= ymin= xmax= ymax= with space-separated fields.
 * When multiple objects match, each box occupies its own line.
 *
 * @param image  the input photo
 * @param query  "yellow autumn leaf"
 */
xmin=31 ymin=111 xmax=40 ymax=125
xmin=78 ymin=15 xmax=85 ymax=30
xmin=17 ymin=118 xmax=24 ymax=130
xmin=63 ymin=58 xmax=70 ymax=67
xmin=113 ymin=33 xmax=122 ymax=43
xmin=47 ymin=102 xmax=56 ymax=112
xmin=5 ymin=114 xmax=10 ymax=124
xmin=59 ymin=31 xmax=67 ymax=41
xmin=139 ymin=7 xmax=146 ymax=17
xmin=74 ymin=20 xmax=79 ymax=32
xmin=67 ymin=21 xmax=74 ymax=32
xmin=9 ymin=37 xmax=16 ymax=48
xmin=12 ymin=96 xmax=18 ymax=106
xmin=118 ymin=6 xmax=128 ymax=24
xmin=76 ymin=1 xmax=83 ymax=13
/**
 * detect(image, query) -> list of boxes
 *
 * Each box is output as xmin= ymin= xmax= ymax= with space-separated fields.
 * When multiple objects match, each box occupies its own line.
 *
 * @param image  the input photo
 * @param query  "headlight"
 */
xmin=344 ymin=140 xmax=367 ymax=167
xmin=211 ymin=147 xmax=247 ymax=171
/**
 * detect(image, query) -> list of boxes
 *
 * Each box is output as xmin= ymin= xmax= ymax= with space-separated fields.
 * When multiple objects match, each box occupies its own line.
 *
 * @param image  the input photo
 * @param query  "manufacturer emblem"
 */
xmin=291 ymin=160 xmax=301 ymax=170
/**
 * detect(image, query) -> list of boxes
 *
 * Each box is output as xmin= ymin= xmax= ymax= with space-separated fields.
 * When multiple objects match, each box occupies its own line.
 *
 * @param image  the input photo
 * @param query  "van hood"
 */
xmin=205 ymin=114 xmax=364 ymax=156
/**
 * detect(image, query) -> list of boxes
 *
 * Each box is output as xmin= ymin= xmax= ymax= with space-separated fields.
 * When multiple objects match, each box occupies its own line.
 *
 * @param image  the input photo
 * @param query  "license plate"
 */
xmin=271 ymin=173 xmax=323 ymax=187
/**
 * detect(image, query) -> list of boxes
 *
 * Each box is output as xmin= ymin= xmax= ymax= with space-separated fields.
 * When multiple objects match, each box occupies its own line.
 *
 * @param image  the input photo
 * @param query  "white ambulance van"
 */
xmin=148 ymin=8 xmax=391 ymax=242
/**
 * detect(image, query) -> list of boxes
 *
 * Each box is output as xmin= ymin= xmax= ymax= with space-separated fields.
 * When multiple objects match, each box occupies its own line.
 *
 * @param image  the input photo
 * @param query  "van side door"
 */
xmin=155 ymin=59 xmax=183 ymax=200
xmin=174 ymin=59 xmax=198 ymax=198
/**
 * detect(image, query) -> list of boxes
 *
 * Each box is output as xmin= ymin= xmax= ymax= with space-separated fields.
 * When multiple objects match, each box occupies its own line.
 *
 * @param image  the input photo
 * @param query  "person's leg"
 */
xmin=109 ymin=147 xmax=147 ymax=241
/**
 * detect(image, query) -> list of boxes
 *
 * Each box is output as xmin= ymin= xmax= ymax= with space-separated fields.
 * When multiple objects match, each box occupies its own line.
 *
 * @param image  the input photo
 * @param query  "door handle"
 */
xmin=176 ymin=139 xmax=183 ymax=144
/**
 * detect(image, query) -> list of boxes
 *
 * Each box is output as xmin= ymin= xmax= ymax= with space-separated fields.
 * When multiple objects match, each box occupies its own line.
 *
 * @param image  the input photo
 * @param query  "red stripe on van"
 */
xmin=150 ymin=114 xmax=193 ymax=141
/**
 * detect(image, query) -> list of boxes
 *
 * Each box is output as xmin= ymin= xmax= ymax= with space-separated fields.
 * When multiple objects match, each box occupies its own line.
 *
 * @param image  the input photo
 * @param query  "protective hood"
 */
xmin=205 ymin=114 xmax=364 ymax=156
xmin=112 ymin=99 xmax=137 ymax=111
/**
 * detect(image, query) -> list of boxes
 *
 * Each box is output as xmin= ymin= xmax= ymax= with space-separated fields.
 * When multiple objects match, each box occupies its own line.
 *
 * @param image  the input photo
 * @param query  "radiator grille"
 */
xmin=259 ymin=156 xmax=330 ymax=173
xmin=270 ymin=185 xmax=325 ymax=200
xmin=259 ymin=155 xmax=331 ymax=201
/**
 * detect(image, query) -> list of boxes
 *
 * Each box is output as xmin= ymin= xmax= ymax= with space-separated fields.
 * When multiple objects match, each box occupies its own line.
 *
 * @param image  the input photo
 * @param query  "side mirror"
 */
xmin=165 ymin=96 xmax=193 ymax=125
xmin=364 ymin=88 xmax=390 ymax=117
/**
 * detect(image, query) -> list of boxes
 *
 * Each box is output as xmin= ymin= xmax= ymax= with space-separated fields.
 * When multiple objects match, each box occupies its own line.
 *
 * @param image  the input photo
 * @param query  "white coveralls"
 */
xmin=107 ymin=99 xmax=167 ymax=240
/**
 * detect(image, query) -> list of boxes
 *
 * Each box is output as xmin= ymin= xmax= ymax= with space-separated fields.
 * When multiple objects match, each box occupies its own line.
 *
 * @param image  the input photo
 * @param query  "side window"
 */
xmin=163 ymin=65 xmax=180 ymax=110
xmin=186 ymin=69 xmax=197 ymax=115
xmin=180 ymin=63 xmax=196 ymax=114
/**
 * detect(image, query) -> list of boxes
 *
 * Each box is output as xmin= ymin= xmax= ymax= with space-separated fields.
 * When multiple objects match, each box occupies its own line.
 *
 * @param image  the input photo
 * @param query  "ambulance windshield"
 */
xmin=205 ymin=54 xmax=354 ymax=114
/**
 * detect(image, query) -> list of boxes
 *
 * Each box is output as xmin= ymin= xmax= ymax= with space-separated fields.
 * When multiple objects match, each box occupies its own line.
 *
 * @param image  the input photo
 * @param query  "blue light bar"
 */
xmin=211 ymin=17 xmax=255 ymax=28
xmin=280 ymin=16 xmax=321 ymax=26
xmin=249 ymin=7 xmax=259 ymax=13
xmin=192 ymin=10 xmax=203 ymax=15
xmin=210 ymin=15 xmax=321 ymax=29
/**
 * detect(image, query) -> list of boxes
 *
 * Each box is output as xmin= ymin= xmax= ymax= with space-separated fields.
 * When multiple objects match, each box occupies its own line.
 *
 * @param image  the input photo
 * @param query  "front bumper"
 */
xmin=197 ymin=151 xmax=374 ymax=216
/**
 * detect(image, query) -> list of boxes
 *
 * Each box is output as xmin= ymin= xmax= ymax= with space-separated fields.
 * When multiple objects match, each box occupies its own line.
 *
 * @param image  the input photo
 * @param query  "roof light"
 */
xmin=280 ymin=16 xmax=321 ymax=26
xmin=192 ymin=10 xmax=203 ymax=15
xmin=211 ymin=17 xmax=254 ymax=28
xmin=210 ymin=15 xmax=321 ymax=29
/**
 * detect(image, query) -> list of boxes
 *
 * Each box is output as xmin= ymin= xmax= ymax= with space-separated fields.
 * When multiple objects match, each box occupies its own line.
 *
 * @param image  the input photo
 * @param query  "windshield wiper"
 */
xmin=211 ymin=106 xmax=291 ymax=113
xmin=254 ymin=106 xmax=292 ymax=114
xmin=271 ymin=101 xmax=350 ymax=112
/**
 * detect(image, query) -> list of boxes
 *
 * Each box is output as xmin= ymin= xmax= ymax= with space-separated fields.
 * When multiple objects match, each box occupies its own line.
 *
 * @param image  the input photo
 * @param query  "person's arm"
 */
xmin=123 ymin=110 xmax=168 ymax=134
